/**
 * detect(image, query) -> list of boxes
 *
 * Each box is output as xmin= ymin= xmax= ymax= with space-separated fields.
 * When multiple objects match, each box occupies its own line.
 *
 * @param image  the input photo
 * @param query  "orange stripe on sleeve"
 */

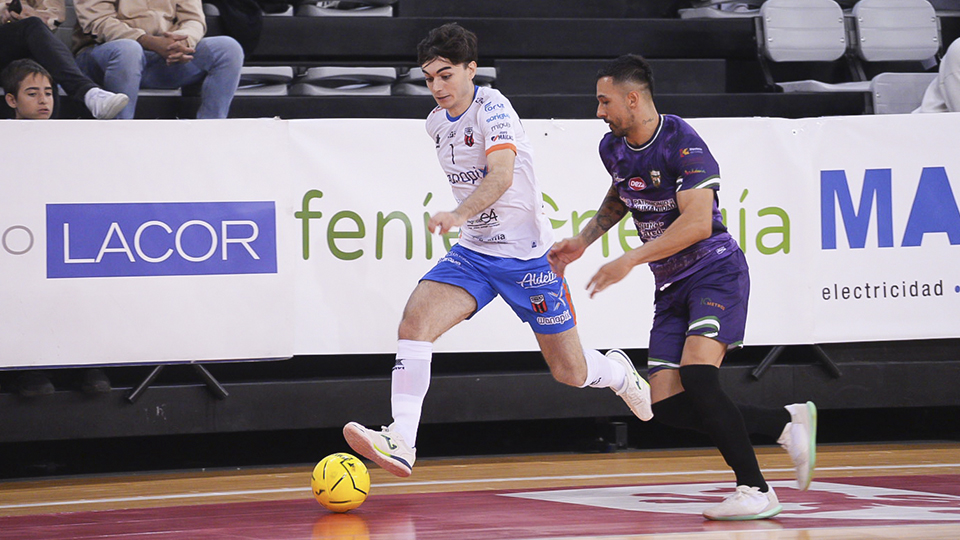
xmin=485 ymin=143 xmax=517 ymax=156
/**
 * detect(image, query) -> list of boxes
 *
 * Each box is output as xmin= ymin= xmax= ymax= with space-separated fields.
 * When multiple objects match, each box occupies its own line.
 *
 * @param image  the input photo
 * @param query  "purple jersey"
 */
xmin=599 ymin=114 xmax=740 ymax=288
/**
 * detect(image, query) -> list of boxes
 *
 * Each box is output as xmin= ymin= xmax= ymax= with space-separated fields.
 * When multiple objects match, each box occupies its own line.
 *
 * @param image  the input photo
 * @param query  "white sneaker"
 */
xmin=343 ymin=422 xmax=416 ymax=477
xmin=703 ymin=485 xmax=783 ymax=521
xmin=778 ymin=401 xmax=817 ymax=490
xmin=607 ymin=349 xmax=653 ymax=421
xmin=84 ymin=88 xmax=129 ymax=120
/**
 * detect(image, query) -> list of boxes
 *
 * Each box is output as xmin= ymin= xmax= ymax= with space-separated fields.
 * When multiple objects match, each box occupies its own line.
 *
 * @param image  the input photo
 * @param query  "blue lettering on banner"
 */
xmin=820 ymin=167 xmax=960 ymax=249
xmin=46 ymin=202 xmax=278 ymax=278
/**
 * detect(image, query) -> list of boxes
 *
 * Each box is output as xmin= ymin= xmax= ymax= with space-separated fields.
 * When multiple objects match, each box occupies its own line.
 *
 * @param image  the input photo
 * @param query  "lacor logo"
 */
xmin=46 ymin=202 xmax=277 ymax=278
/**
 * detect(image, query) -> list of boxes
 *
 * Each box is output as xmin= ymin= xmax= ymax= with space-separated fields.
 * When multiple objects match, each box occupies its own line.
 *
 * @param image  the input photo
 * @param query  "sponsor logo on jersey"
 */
xmin=624 ymin=198 xmax=676 ymax=212
xmin=629 ymin=177 xmax=646 ymax=191
xmin=446 ymin=167 xmax=487 ymax=185
xmin=471 ymin=208 xmax=499 ymax=226
xmin=489 ymin=122 xmax=512 ymax=131
xmin=46 ymin=201 xmax=277 ymax=279
xmin=700 ymin=297 xmax=727 ymax=311
xmin=679 ymin=147 xmax=703 ymax=157
xmin=484 ymin=102 xmax=505 ymax=112
xmin=651 ymin=170 xmax=662 ymax=187
xmin=485 ymin=112 xmax=510 ymax=123
xmin=530 ymin=294 xmax=548 ymax=313
xmin=435 ymin=133 xmax=441 ymax=148
xmin=464 ymin=127 xmax=475 ymax=147
xmin=536 ymin=310 xmax=572 ymax=326
xmin=683 ymin=168 xmax=706 ymax=176
xmin=516 ymin=270 xmax=560 ymax=289
xmin=491 ymin=132 xmax=514 ymax=142
xmin=637 ymin=220 xmax=667 ymax=241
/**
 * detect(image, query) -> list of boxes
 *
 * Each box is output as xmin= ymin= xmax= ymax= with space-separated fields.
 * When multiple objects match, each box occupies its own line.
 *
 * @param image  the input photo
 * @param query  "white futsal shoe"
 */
xmin=702 ymin=485 xmax=783 ymax=521
xmin=343 ymin=422 xmax=416 ymax=477
xmin=778 ymin=401 xmax=818 ymax=490
xmin=607 ymin=349 xmax=654 ymax=421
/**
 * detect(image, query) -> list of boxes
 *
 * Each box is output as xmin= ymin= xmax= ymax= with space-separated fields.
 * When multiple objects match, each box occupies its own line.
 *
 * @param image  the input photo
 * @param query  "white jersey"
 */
xmin=425 ymin=86 xmax=553 ymax=260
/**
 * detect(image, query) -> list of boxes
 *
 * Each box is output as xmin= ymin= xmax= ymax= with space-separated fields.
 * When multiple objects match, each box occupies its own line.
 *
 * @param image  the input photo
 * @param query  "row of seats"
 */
xmin=758 ymin=0 xmax=943 ymax=113
xmin=234 ymin=65 xmax=495 ymax=96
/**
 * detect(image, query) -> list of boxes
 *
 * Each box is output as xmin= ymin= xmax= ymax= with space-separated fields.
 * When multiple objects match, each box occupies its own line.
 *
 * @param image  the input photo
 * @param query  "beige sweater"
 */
xmin=73 ymin=0 xmax=206 ymax=54
xmin=2 ymin=0 xmax=66 ymax=30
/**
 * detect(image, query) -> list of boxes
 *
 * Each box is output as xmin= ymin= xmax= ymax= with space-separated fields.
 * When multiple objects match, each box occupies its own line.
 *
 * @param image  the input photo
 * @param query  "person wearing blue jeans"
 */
xmin=72 ymin=0 xmax=242 ymax=119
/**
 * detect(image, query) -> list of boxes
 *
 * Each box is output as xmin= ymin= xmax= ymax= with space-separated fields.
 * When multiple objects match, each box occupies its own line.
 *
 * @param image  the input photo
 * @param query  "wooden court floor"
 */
xmin=1 ymin=442 xmax=959 ymax=539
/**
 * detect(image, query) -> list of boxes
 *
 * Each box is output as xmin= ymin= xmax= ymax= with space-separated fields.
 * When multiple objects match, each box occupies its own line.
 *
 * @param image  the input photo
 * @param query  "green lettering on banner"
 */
xmin=328 ymin=211 xmax=364 ymax=261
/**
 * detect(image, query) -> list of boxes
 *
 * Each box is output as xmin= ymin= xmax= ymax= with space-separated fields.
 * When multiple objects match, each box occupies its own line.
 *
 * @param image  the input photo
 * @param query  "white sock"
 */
xmin=580 ymin=348 xmax=627 ymax=390
xmin=391 ymin=339 xmax=432 ymax=447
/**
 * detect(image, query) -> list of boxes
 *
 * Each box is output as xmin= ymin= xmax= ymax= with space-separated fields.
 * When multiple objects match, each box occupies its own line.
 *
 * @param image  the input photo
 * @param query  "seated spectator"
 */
xmin=0 ymin=0 xmax=128 ymax=119
xmin=72 ymin=0 xmax=243 ymax=119
xmin=2 ymin=58 xmax=54 ymax=118
xmin=915 ymin=37 xmax=960 ymax=113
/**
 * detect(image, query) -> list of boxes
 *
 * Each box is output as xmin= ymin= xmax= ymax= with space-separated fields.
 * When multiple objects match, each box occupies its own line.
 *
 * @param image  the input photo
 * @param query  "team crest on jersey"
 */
xmin=530 ymin=295 xmax=548 ymax=313
xmin=651 ymin=170 xmax=662 ymax=187
xmin=628 ymin=177 xmax=646 ymax=191
xmin=464 ymin=127 xmax=475 ymax=147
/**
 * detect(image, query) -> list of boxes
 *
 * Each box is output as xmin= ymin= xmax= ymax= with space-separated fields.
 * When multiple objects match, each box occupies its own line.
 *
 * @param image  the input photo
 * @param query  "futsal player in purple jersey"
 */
xmin=549 ymin=54 xmax=818 ymax=521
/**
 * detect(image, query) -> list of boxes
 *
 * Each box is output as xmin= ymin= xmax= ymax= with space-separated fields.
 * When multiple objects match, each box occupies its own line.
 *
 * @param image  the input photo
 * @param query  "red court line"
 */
xmin=2 ymin=474 xmax=959 ymax=540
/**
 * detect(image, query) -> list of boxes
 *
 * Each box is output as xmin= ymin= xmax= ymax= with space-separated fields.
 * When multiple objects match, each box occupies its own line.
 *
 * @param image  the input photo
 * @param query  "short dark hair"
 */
xmin=417 ymin=23 xmax=478 ymax=67
xmin=597 ymin=54 xmax=655 ymax=95
xmin=2 ymin=59 xmax=52 ymax=97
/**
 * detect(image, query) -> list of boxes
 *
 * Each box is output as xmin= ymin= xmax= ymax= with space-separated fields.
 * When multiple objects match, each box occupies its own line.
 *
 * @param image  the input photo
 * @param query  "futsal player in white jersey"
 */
xmin=343 ymin=23 xmax=653 ymax=477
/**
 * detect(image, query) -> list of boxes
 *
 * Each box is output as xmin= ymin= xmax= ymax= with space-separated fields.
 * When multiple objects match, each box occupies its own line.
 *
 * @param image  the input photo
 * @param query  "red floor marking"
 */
xmin=2 ymin=474 xmax=958 ymax=540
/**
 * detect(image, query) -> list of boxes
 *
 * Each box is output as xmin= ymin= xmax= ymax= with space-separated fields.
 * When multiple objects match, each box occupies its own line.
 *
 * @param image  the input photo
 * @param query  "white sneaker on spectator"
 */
xmin=343 ymin=422 xmax=416 ymax=477
xmin=703 ymin=485 xmax=783 ymax=521
xmin=607 ymin=349 xmax=654 ymax=421
xmin=778 ymin=401 xmax=818 ymax=490
xmin=84 ymin=88 xmax=129 ymax=119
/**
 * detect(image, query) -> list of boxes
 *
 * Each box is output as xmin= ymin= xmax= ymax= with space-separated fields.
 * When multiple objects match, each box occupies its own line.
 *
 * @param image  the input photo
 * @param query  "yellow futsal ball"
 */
xmin=311 ymin=453 xmax=370 ymax=512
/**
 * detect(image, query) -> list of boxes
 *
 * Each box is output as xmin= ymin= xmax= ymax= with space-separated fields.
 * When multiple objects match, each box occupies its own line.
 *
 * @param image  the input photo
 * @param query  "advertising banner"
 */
xmin=1 ymin=113 xmax=958 ymax=367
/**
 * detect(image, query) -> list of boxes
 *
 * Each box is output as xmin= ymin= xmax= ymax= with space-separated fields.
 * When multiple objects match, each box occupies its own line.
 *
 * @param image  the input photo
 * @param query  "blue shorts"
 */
xmin=420 ymin=244 xmax=577 ymax=335
xmin=647 ymin=249 xmax=750 ymax=374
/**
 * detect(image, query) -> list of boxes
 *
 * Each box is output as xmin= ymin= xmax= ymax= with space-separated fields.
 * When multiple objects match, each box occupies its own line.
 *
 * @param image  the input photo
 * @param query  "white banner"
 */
xmin=2 ymin=113 xmax=958 ymax=367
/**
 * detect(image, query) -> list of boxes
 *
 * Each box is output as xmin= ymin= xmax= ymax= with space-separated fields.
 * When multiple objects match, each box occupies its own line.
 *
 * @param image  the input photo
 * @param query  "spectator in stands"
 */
xmin=72 ymin=0 xmax=243 ymax=119
xmin=2 ymin=58 xmax=54 ymax=118
xmin=549 ymin=54 xmax=817 ymax=521
xmin=914 ymin=37 xmax=960 ymax=113
xmin=0 ymin=0 xmax=128 ymax=119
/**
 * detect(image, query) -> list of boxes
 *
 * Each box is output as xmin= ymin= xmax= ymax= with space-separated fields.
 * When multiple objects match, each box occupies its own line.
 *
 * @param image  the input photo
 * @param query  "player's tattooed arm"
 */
xmin=581 ymin=186 xmax=628 ymax=244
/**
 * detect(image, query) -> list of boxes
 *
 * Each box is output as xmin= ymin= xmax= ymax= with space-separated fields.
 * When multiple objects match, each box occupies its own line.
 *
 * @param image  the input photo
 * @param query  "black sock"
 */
xmin=739 ymin=403 xmax=791 ymax=440
xmin=679 ymin=364 xmax=768 ymax=491
xmin=654 ymin=391 xmax=792 ymax=441
xmin=652 ymin=392 xmax=705 ymax=432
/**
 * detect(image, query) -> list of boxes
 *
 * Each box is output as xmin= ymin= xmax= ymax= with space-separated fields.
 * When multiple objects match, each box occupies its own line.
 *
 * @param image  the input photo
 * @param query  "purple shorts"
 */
xmin=647 ymin=249 xmax=749 ymax=374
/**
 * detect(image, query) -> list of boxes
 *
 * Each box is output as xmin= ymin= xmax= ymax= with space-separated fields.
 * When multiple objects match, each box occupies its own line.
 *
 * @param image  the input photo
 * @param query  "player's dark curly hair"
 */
xmin=417 ymin=23 xmax=478 ymax=67
xmin=1 ymin=59 xmax=52 ymax=97
xmin=596 ymin=54 xmax=655 ymax=95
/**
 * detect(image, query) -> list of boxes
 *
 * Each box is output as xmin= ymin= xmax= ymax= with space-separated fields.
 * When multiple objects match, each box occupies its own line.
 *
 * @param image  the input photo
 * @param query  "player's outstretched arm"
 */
xmin=428 ymin=148 xmax=515 ymax=234
xmin=548 ymin=186 xmax=627 ymax=276
xmin=586 ymin=187 xmax=714 ymax=297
